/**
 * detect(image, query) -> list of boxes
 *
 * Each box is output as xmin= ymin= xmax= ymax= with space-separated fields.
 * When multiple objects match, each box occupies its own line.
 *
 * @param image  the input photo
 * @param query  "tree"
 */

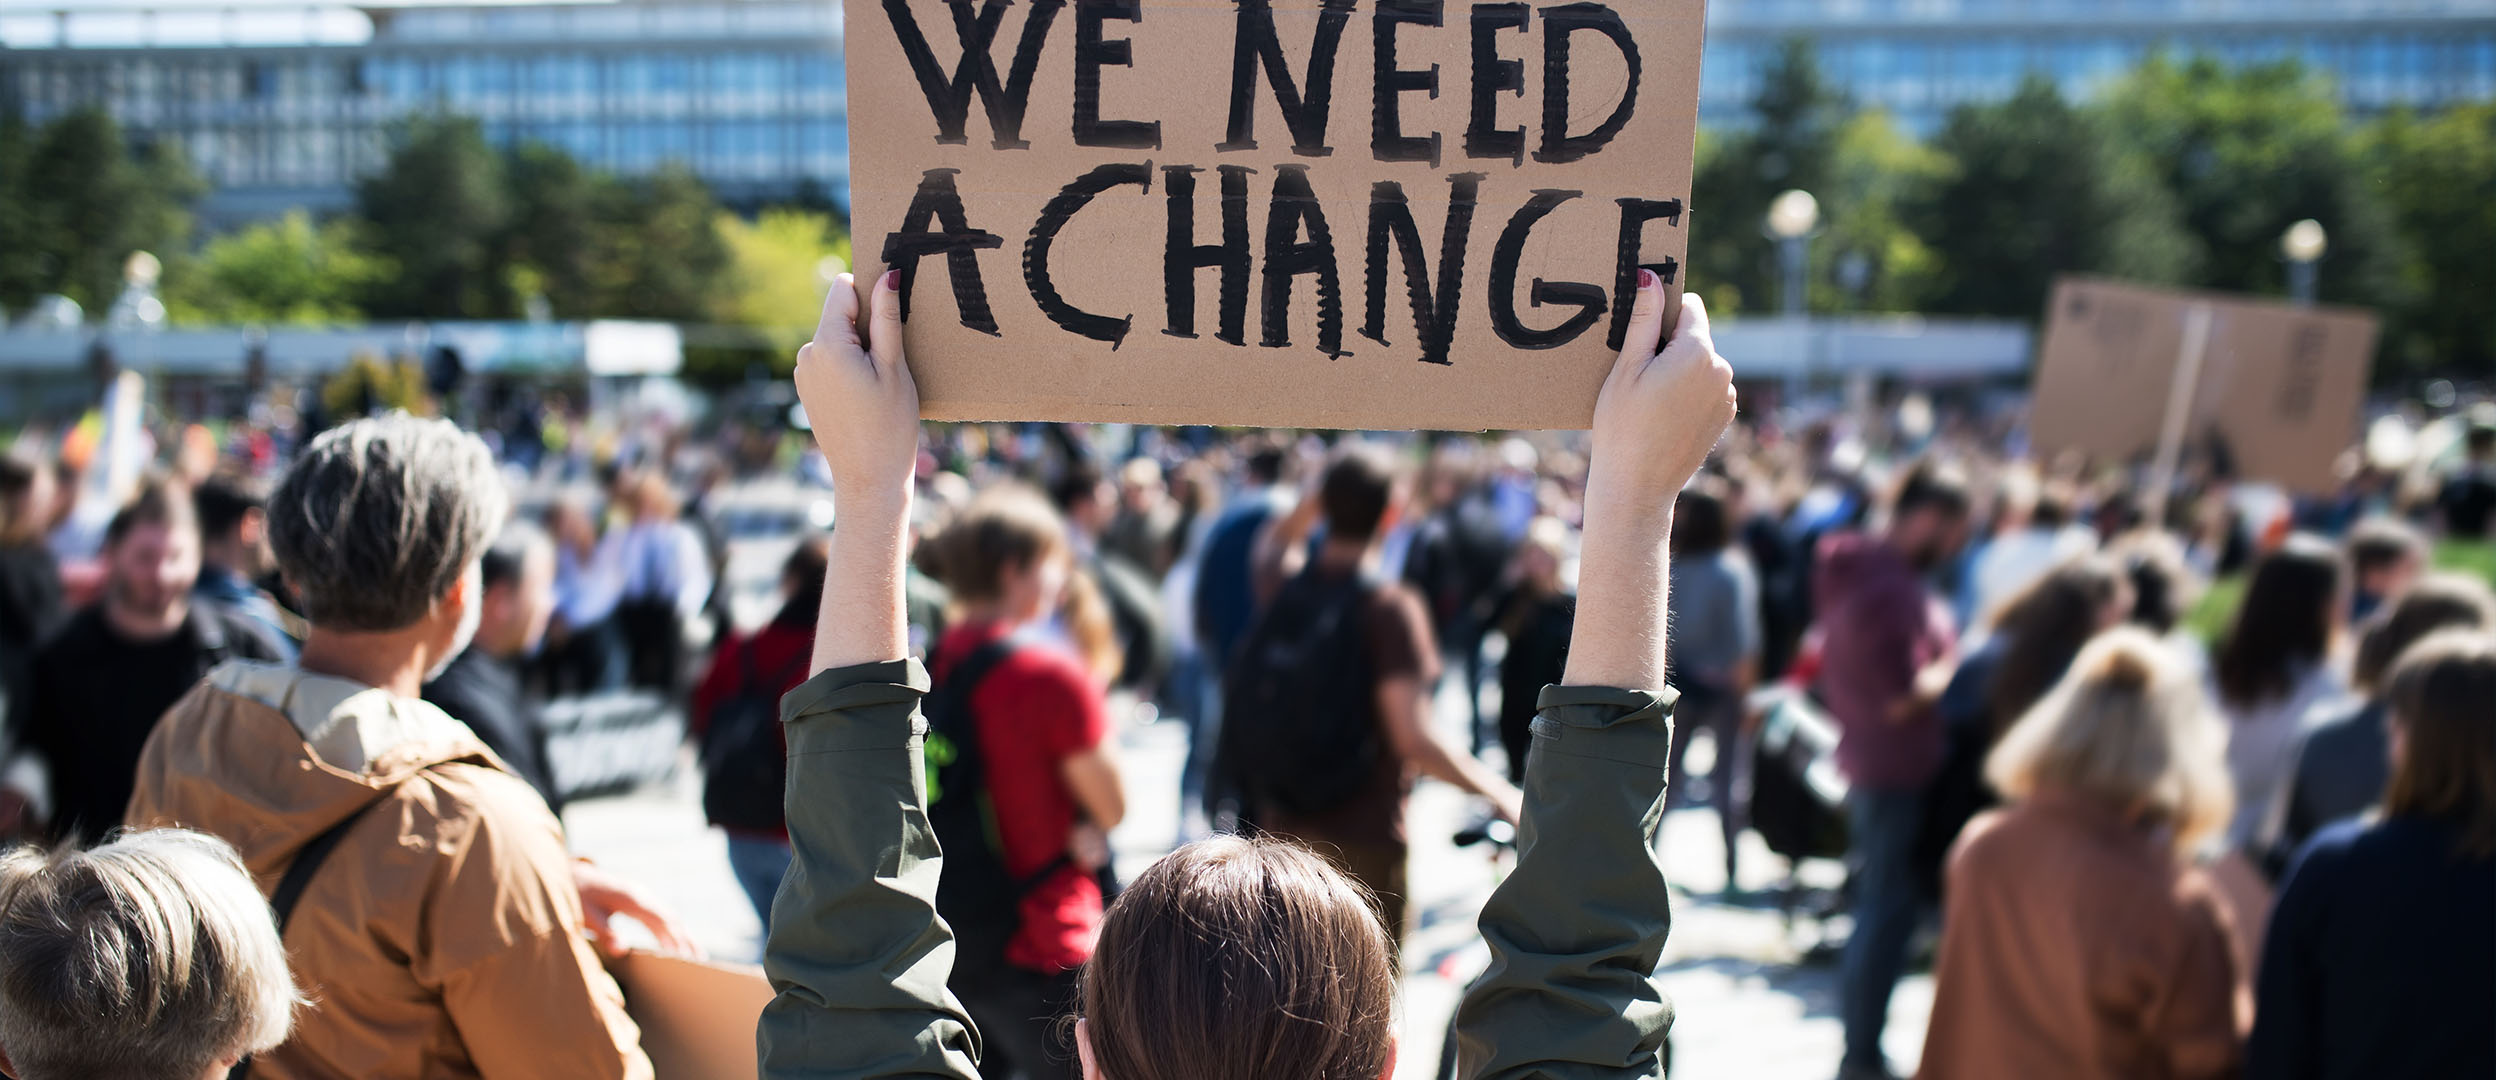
xmin=0 ymin=112 xmax=40 ymax=316
xmin=587 ymin=164 xmax=731 ymax=322
xmin=15 ymin=108 xmax=201 ymax=314
xmin=683 ymin=209 xmax=852 ymax=388
xmin=1688 ymin=40 xmax=1850 ymax=315
xmin=159 ymin=210 xmax=386 ymax=325
xmin=1915 ymin=77 xmax=2194 ymax=318
xmin=2362 ymin=105 xmax=2496 ymax=380
xmin=2101 ymin=56 xmax=2407 ymax=314
xmin=358 ymin=115 xmax=511 ymax=318
xmin=1819 ymin=110 xmax=1949 ymax=313
xmin=500 ymin=142 xmax=610 ymax=318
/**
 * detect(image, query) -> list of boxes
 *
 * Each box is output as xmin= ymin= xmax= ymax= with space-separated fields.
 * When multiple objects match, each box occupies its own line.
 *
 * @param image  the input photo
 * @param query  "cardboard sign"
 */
xmin=2031 ymin=278 xmax=2378 ymax=493
xmin=615 ymin=951 xmax=774 ymax=1080
xmin=845 ymin=0 xmax=1711 ymax=430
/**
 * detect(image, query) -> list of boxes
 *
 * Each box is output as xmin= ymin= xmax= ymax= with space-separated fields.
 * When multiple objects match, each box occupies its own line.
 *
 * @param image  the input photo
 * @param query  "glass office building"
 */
xmin=0 ymin=1 xmax=848 ymax=222
xmin=1704 ymin=0 xmax=2496 ymax=132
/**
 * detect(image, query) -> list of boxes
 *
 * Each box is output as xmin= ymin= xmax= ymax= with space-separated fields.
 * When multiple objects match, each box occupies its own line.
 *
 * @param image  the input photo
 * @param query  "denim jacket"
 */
xmin=758 ymin=661 xmax=1677 ymax=1080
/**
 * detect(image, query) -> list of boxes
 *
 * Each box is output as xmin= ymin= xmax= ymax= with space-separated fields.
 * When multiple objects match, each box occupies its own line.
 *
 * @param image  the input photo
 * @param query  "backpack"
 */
xmin=1219 ymin=569 xmax=1384 ymax=818
xmin=699 ymin=641 xmax=807 ymax=833
xmin=924 ymin=637 xmax=1070 ymax=984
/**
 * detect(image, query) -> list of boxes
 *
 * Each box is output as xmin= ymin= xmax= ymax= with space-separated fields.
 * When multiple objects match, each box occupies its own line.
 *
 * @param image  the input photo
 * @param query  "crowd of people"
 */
xmin=0 ymin=260 xmax=2488 ymax=1080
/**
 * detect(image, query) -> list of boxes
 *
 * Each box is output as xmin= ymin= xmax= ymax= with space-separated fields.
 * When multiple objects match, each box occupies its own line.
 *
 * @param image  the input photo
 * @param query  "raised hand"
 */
xmin=1590 ymin=274 xmax=1738 ymax=506
xmin=796 ymin=269 xmax=921 ymax=509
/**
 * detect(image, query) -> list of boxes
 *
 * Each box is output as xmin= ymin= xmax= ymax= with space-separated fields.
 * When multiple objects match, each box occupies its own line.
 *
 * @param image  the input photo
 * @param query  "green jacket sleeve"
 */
xmin=758 ymin=659 xmax=982 ymax=1080
xmin=1453 ymin=685 xmax=1680 ymax=1080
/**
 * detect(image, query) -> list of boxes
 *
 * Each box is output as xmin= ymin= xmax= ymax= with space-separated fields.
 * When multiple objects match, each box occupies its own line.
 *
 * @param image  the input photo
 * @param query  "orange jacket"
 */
xmin=126 ymin=662 xmax=652 ymax=1080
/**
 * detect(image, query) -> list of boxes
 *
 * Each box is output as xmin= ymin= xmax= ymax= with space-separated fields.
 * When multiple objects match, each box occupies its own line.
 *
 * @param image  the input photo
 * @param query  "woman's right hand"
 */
xmin=1588 ymin=275 xmax=1737 ymax=505
xmin=796 ymin=269 xmax=921 ymax=508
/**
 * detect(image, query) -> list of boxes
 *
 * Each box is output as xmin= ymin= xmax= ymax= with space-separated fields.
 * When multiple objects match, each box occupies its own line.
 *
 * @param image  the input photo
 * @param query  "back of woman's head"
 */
xmin=1670 ymin=477 xmax=1732 ymax=556
xmin=1987 ymin=628 xmax=2233 ymax=858
xmin=2382 ymin=632 xmax=2496 ymax=859
xmin=2215 ymin=535 xmax=2345 ymax=709
xmin=1984 ymin=556 xmax=2132 ymax=733
xmin=1081 ymin=837 xmax=1395 ymax=1080
xmin=2112 ymin=532 xmax=2201 ymax=636
xmin=0 ymin=829 xmax=301 ymax=1080
xmin=929 ymin=485 xmax=1069 ymax=605
xmin=2353 ymin=574 xmax=2496 ymax=694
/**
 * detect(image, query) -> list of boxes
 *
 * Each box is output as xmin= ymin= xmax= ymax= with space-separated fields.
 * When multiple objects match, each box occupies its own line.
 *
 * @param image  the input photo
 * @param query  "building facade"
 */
xmin=1 ymin=1 xmax=847 ymax=223
xmin=1704 ymin=0 xmax=2496 ymax=132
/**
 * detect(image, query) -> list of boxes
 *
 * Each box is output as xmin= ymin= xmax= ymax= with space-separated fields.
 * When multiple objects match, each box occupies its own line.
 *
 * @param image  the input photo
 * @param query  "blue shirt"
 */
xmin=192 ymin=564 xmax=298 ymax=661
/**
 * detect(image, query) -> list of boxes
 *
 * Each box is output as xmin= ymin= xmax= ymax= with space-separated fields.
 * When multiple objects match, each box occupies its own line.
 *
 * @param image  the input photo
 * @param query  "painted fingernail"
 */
xmin=880 ymin=268 xmax=900 ymax=291
xmin=1637 ymin=268 xmax=1658 ymax=289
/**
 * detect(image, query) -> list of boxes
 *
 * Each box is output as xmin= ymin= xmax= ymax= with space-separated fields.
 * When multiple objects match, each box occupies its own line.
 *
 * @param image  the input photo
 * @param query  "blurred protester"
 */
xmin=1664 ymin=479 xmax=1761 ymax=887
xmin=2342 ymin=518 xmax=2427 ymax=623
xmin=2113 ymin=532 xmax=2209 ymax=673
xmin=1920 ymin=629 xmax=2244 ymax=1080
xmin=0 ymin=829 xmax=300 ymax=1080
xmin=926 ymin=487 xmax=1126 ymax=1080
xmin=544 ymin=498 xmax=627 ymax=695
xmin=2210 ymin=536 xmax=2348 ymax=867
xmin=2435 ymin=423 xmax=2495 ymax=539
xmin=613 ymin=473 xmax=711 ymax=694
xmin=125 ymin=415 xmax=677 ymax=1078
xmin=2250 ymin=632 xmax=2496 ymax=1080
xmin=1188 ymin=444 xmax=1292 ymax=825
xmin=1229 ymin=446 xmax=1523 ymax=948
xmin=192 ymin=475 xmax=297 ymax=659
xmin=1494 ymin=517 xmax=1576 ymax=786
xmin=0 ymin=458 xmax=62 ymax=738
xmin=1919 ymin=556 xmax=2132 ymax=899
xmin=2278 ymin=575 xmax=2496 ymax=857
xmin=1101 ymin=457 xmax=1179 ymax=579
xmin=1814 ymin=464 xmax=1971 ymax=1080
xmin=422 ymin=520 xmax=566 ymax=813
xmin=1402 ymin=445 xmax=1515 ymax=751
xmin=1962 ymin=471 xmax=2093 ymax=627
xmin=1050 ymin=463 xmax=1169 ymax=695
xmin=21 ymin=479 xmax=288 ymax=843
xmin=690 ymin=537 xmax=830 ymax=925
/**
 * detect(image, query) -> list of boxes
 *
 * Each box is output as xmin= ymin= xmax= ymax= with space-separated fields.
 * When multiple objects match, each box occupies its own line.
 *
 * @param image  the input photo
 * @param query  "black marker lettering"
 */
xmin=1488 ymin=189 xmax=1604 ymax=349
xmin=1162 ymin=164 xmax=1256 ymax=345
xmin=1465 ymin=3 xmax=1529 ymax=164
xmin=1372 ymin=0 xmax=1443 ymax=166
xmin=1260 ymin=164 xmax=1348 ymax=357
xmin=1534 ymin=2 xmax=1639 ymax=164
xmin=1073 ymin=0 xmax=1161 ymax=149
xmin=1362 ymin=172 xmax=1484 ymax=366
xmin=883 ymin=0 xmax=1066 ymax=149
xmin=1027 ymin=162 xmax=1154 ymax=347
xmin=1218 ymin=0 xmax=1356 ymax=156
xmin=1604 ymin=196 xmax=1681 ymax=349
xmin=882 ymin=168 xmax=1006 ymax=335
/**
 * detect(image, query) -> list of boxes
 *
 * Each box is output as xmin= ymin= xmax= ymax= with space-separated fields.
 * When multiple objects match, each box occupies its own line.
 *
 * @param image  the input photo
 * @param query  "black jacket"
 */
xmin=423 ymin=648 xmax=565 ymax=815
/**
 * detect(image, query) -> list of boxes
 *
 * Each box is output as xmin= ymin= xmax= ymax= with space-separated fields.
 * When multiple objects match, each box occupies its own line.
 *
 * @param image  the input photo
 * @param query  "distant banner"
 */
xmin=2031 ymin=278 xmax=2378 ymax=494
xmin=845 ymin=0 xmax=1711 ymax=430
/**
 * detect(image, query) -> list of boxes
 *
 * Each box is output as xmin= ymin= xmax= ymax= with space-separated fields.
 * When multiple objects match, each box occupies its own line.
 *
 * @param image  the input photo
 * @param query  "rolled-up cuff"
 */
xmin=778 ymin=659 xmax=931 ymax=753
xmin=1530 ymin=684 xmax=1679 ymax=768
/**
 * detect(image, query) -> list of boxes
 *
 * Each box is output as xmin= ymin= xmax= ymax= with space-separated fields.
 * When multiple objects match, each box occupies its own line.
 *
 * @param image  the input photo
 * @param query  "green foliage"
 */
xmin=585 ymin=165 xmax=732 ymax=322
xmin=1 ymin=108 xmax=201 ymax=315
xmin=320 ymin=352 xmax=434 ymax=419
xmin=357 ymin=115 xmax=512 ymax=318
xmin=2363 ymin=105 xmax=2496 ymax=379
xmin=680 ymin=209 xmax=853 ymax=389
xmin=1917 ymin=77 xmax=2195 ymax=317
xmin=160 ymin=211 xmax=386 ymax=325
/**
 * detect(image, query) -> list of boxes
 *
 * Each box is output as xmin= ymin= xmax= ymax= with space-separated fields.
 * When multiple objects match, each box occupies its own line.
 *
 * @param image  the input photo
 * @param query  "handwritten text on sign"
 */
xmin=846 ymin=0 xmax=1711 ymax=430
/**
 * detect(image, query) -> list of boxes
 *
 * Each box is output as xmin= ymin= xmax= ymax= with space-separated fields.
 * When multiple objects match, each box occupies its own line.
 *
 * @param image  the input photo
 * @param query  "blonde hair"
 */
xmin=1986 ymin=628 xmax=2235 ymax=860
xmin=0 ymin=829 xmax=301 ymax=1080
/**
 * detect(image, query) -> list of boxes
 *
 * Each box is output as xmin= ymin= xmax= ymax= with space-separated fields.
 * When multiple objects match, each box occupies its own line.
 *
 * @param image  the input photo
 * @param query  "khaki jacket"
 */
xmin=127 ymin=661 xmax=652 ymax=1080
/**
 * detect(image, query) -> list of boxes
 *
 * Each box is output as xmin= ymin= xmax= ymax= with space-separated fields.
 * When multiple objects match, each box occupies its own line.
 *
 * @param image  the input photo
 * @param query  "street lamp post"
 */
xmin=2281 ymin=219 xmax=2328 ymax=307
xmin=1766 ymin=189 xmax=1820 ymax=319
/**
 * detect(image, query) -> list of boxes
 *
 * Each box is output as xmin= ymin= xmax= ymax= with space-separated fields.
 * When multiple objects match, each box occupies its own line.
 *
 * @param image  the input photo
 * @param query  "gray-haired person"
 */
xmin=0 ymin=828 xmax=301 ymax=1080
xmin=124 ymin=414 xmax=687 ymax=1079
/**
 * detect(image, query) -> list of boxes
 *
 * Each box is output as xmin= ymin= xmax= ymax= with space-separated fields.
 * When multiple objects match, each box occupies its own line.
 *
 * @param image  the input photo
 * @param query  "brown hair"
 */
xmin=2214 ymin=535 xmax=2345 ymax=710
xmin=2352 ymin=574 xmax=2496 ymax=694
xmin=1080 ymin=837 xmax=1396 ymax=1080
xmin=929 ymin=486 xmax=1070 ymax=606
xmin=1670 ymin=476 xmax=1732 ymax=555
xmin=2382 ymin=632 xmax=2496 ymax=859
xmin=103 ymin=476 xmax=196 ymax=549
xmin=1982 ymin=556 xmax=2131 ymax=737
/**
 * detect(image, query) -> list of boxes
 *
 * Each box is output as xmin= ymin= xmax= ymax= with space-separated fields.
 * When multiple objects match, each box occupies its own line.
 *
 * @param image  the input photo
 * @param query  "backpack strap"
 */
xmin=925 ymin=635 xmax=1071 ymax=895
xmin=228 ymin=797 xmax=384 ymax=1080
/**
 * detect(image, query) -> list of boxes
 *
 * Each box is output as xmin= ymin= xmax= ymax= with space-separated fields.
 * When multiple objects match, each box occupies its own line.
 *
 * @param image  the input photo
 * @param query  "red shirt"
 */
xmin=933 ymin=620 xmax=1111 ymax=973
